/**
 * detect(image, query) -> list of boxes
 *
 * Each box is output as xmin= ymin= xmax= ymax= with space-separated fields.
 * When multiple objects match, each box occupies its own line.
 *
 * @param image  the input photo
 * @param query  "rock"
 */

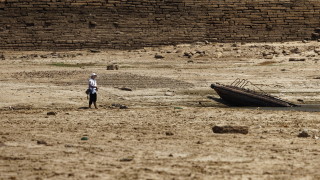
xmin=89 ymin=21 xmax=97 ymax=28
xmin=262 ymin=52 xmax=269 ymax=57
xmin=290 ymin=48 xmax=301 ymax=54
xmin=264 ymin=55 xmax=274 ymax=59
xmin=47 ymin=112 xmax=57 ymax=116
xmin=119 ymin=87 xmax=132 ymax=91
xmin=111 ymin=104 xmax=128 ymax=109
xmin=183 ymin=52 xmax=193 ymax=58
xmin=154 ymin=54 xmax=164 ymax=59
xmin=0 ymin=54 xmax=5 ymax=60
xmin=40 ymin=55 xmax=47 ymax=58
xmin=311 ymin=32 xmax=320 ymax=40
xmin=165 ymin=131 xmax=174 ymax=136
xmin=314 ymin=28 xmax=320 ymax=33
xmin=298 ymin=130 xmax=310 ymax=138
xmin=175 ymin=49 xmax=183 ymax=53
xmin=119 ymin=105 xmax=128 ymax=109
xmin=282 ymin=50 xmax=290 ymax=56
xmin=119 ymin=157 xmax=134 ymax=162
xmin=89 ymin=49 xmax=100 ymax=53
xmin=302 ymin=40 xmax=308 ymax=43
xmin=212 ymin=125 xmax=249 ymax=134
xmin=211 ymin=38 xmax=218 ymax=42
xmin=297 ymin=99 xmax=304 ymax=102
xmin=106 ymin=64 xmax=119 ymax=70
xmin=164 ymin=91 xmax=175 ymax=96
xmin=289 ymin=58 xmax=306 ymax=62
xmin=314 ymin=49 xmax=320 ymax=55
xmin=37 ymin=140 xmax=47 ymax=145
xmin=81 ymin=137 xmax=89 ymax=140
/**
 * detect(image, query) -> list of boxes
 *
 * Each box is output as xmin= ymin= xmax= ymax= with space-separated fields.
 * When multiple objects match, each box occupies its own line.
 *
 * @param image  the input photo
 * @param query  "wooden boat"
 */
xmin=211 ymin=80 xmax=299 ymax=107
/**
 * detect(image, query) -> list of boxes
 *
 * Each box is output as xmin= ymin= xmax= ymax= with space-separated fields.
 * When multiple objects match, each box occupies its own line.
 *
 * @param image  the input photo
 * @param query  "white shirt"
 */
xmin=88 ymin=78 xmax=97 ymax=94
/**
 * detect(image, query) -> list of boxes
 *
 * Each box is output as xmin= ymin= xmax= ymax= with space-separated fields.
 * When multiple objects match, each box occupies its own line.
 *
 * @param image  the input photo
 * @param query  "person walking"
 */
xmin=88 ymin=73 xmax=98 ymax=109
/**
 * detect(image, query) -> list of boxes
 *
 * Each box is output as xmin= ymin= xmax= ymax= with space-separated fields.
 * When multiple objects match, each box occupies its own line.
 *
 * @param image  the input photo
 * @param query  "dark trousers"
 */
xmin=89 ymin=93 xmax=97 ymax=105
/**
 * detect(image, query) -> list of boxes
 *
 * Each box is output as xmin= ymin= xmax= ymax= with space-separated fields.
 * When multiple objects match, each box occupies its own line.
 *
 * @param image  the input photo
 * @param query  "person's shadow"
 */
xmin=78 ymin=107 xmax=90 ymax=109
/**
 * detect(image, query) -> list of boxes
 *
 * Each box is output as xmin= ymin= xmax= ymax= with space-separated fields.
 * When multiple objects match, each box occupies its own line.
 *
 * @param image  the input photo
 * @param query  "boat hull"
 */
xmin=211 ymin=83 xmax=298 ymax=107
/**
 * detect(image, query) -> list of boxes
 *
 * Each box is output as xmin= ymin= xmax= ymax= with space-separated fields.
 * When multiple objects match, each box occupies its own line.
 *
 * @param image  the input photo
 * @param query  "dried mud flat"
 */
xmin=1 ymin=41 xmax=320 ymax=180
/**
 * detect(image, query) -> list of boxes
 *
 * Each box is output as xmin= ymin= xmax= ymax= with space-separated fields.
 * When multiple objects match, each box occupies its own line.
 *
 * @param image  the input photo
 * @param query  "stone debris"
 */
xmin=314 ymin=49 xmax=320 ymax=55
xmin=290 ymin=48 xmax=301 ymax=54
xmin=154 ymin=54 xmax=165 ymax=59
xmin=289 ymin=58 xmax=306 ymax=62
xmin=311 ymin=28 xmax=320 ymax=40
xmin=118 ymin=87 xmax=132 ymax=91
xmin=81 ymin=137 xmax=89 ymax=141
xmin=106 ymin=64 xmax=119 ymax=70
xmin=212 ymin=125 xmax=249 ymax=134
xmin=264 ymin=55 xmax=274 ymax=59
xmin=165 ymin=131 xmax=174 ymax=136
xmin=47 ymin=112 xmax=57 ymax=116
xmin=0 ymin=53 xmax=5 ymax=60
xmin=37 ymin=140 xmax=47 ymax=145
xmin=297 ymin=130 xmax=310 ymax=138
xmin=164 ymin=91 xmax=175 ymax=96
xmin=89 ymin=49 xmax=100 ymax=53
xmin=111 ymin=103 xmax=128 ymax=109
xmin=119 ymin=157 xmax=134 ymax=162
xmin=297 ymin=99 xmax=304 ymax=103
xmin=183 ymin=52 xmax=193 ymax=58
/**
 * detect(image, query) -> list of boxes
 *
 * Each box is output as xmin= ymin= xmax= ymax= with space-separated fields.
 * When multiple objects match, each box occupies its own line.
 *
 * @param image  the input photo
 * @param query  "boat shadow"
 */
xmin=207 ymin=96 xmax=233 ymax=107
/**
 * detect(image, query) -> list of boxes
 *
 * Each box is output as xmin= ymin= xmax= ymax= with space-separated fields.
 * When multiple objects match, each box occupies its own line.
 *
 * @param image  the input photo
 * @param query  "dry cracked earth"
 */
xmin=1 ymin=41 xmax=320 ymax=180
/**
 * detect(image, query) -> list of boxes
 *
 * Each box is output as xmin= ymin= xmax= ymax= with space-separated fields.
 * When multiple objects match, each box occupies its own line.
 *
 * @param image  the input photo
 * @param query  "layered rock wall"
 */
xmin=0 ymin=0 xmax=319 ymax=49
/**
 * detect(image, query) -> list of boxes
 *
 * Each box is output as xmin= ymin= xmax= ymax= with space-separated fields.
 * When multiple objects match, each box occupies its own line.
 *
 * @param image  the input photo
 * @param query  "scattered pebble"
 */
xmin=264 ymin=55 xmax=274 ymax=59
xmin=0 ymin=54 xmax=5 ymax=60
xmin=289 ymin=58 xmax=305 ymax=62
xmin=107 ymin=64 xmax=119 ymax=70
xmin=290 ymin=48 xmax=301 ymax=54
xmin=89 ymin=49 xmax=100 ymax=53
xmin=47 ymin=112 xmax=57 ymax=116
xmin=119 ymin=157 xmax=134 ymax=162
xmin=164 ymin=91 xmax=175 ymax=96
xmin=118 ymin=87 xmax=132 ymax=91
xmin=165 ymin=131 xmax=174 ymax=136
xmin=111 ymin=103 xmax=128 ymax=109
xmin=81 ymin=137 xmax=89 ymax=141
xmin=154 ymin=54 xmax=164 ymax=59
xmin=212 ymin=125 xmax=249 ymax=134
xmin=184 ymin=52 xmax=193 ymax=58
xmin=37 ymin=140 xmax=47 ymax=145
xmin=297 ymin=99 xmax=304 ymax=102
xmin=298 ymin=130 xmax=310 ymax=138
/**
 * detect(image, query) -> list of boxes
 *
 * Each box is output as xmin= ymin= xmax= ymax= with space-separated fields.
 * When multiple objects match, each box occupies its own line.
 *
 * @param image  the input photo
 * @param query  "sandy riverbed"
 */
xmin=1 ymin=41 xmax=320 ymax=179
